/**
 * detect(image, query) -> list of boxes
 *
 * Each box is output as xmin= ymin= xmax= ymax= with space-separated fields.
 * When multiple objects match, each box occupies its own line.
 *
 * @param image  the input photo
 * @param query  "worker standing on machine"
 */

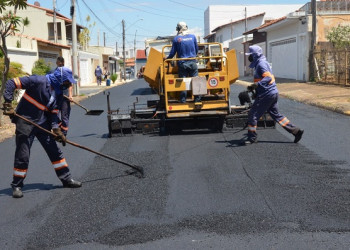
xmin=244 ymin=45 xmax=304 ymax=145
xmin=2 ymin=67 xmax=82 ymax=198
xmin=167 ymin=21 xmax=200 ymax=103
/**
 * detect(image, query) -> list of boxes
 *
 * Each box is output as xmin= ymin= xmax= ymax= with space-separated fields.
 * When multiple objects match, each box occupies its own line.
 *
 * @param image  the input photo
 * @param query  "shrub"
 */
xmin=0 ymin=61 xmax=26 ymax=87
xmin=32 ymin=59 xmax=51 ymax=75
xmin=0 ymin=61 xmax=26 ymax=102
xmin=110 ymin=73 xmax=118 ymax=83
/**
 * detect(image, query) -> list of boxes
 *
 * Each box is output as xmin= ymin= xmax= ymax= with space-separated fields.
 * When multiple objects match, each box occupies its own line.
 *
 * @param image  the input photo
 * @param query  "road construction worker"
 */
xmin=167 ymin=21 xmax=200 ymax=103
xmin=2 ymin=67 xmax=82 ymax=198
xmin=50 ymin=57 xmax=72 ymax=136
xmin=244 ymin=45 xmax=304 ymax=145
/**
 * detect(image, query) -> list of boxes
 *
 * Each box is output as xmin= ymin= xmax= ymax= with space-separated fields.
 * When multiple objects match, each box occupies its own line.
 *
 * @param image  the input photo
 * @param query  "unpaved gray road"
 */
xmin=1 ymin=80 xmax=350 ymax=250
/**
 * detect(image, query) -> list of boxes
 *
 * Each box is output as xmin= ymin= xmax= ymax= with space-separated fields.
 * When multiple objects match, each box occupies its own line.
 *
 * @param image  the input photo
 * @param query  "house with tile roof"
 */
xmin=5 ymin=1 xmax=110 ymax=86
xmin=243 ymin=0 xmax=350 ymax=81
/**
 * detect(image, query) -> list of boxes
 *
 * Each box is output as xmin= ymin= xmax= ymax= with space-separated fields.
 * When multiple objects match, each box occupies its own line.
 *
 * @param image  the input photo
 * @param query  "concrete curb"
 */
xmin=235 ymin=79 xmax=350 ymax=116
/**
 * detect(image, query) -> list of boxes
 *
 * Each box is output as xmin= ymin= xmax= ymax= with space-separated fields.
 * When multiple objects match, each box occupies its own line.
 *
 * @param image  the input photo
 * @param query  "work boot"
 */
xmin=294 ymin=129 xmax=304 ymax=143
xmin=243 ymin=138 xmax=257 ymax=146
xmin=62 ymin=179 xmax=82 ymax=188
xmin=12 ymin=187 xmax=23 ymax=198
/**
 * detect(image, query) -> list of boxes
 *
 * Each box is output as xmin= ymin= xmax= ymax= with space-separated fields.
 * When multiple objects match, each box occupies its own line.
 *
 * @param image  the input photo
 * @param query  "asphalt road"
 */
xmin=0 ymin=79 xmax=350 ymax=249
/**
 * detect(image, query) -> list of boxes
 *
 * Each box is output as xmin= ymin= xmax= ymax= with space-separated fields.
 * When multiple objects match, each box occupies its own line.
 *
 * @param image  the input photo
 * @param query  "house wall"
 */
xmin=214 ymin=16 xmax=264 ymax=49
xmin=78 ymin=51 xmax=99 ymax=86
xmin=15 ymin=5 xmax=68 ymax=45
xmin=204 ymin=4 xmax=303 ymax=37
xmin=316 ymin=14 xmax=350 ymax=42
xmin=6 ymin=36 xmax=38 ymax=74
xmin=265 ymin=19 xmax=309 ymax=81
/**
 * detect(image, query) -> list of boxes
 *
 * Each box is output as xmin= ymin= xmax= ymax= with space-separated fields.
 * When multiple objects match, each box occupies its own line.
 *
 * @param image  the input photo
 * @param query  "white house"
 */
xmin=204 ymin=4 xmax=304 ymax=37
xmin=243 ymin=1 xmax=350 ymax=81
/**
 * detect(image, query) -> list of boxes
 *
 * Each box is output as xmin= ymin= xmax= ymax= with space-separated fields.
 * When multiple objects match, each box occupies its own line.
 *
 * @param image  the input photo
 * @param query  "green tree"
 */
xmin=326 ymin=25 xmax=350 ymax=49
xmin=17 ymin=16 xmax=29 ymax=48
xmin=78 ymin=15 xmax=95 ymax=51
xmin=0 ymin=0 xmax=28 ymax=126
xmin=31 ymin=59 xmax=51 ymax=75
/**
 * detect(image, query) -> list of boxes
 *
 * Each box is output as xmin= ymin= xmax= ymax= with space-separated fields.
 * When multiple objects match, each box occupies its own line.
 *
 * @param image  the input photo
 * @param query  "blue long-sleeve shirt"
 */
xmin=252 ymin=55 xmax=278 ymax=98
xmin=167 ymin=34 xmax=198 ymax=64
xmin=3 ymin=75 xmax=60 ymax=128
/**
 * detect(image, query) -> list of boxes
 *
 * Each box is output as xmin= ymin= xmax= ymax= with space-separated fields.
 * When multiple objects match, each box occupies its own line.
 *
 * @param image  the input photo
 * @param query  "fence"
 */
xmin=313 ymin=48 xmax=350 ymax=86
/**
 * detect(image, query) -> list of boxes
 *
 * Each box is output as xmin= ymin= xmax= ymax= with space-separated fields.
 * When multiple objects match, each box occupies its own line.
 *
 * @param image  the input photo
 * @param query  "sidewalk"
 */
xmin=74 ymin=79 xmax=132 ymax=102
xmin=0 ymin=79 xmax=132 ymax=142
xmin=236 ymin=77 xmax=350 ymax=116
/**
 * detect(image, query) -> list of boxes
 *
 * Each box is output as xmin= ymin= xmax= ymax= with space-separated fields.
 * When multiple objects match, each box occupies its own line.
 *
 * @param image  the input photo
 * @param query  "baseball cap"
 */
xmin=60 ymin=67 xmax=77 ymax=84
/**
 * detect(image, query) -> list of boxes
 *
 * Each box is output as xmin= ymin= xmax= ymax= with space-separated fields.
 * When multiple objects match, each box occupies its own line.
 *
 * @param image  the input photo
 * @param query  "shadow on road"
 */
xmin=131 ymin=88 xmax=156 ymax=95
xmin=0 ymin=183 xmax=59 ymax=197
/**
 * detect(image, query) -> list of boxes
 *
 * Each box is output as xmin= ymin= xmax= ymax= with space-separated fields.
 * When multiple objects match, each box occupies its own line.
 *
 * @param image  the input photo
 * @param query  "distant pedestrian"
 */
xmin=95 ymin=65 xmax=102 ymax=86
xmin=243 ymin=45 xmax=304 ymax=145
xmin=103 ymin=66 xmax=110 ymax=81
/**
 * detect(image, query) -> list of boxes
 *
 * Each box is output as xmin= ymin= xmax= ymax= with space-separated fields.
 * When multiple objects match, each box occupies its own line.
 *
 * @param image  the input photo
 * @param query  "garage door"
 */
xmin=269 ymin=38 xmax=297 ymax=79
xmin=79 ymin=59 xmax=88 ymax=86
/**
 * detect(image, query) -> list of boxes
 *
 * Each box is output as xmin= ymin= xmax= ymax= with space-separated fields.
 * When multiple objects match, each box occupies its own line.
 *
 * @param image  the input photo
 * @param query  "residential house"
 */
xmin=204 ymin=13 xmax=266 ymax=77
xmin=6 ymin=2 xmax=107 ymax=86
xmin=135 ymin=49 xmax=146 ymax=74
xmin=204 ymin=4 xmax=303 ymax=38
xmin=243 ymin=0 xmax=350 ymax=81
xmin=88 ymin=45 xmax=117 ymax=82
xmin=204 ymin=5 xmax=303 ymax=77
xmin=8 ymin=2 xmax=84 ymax=70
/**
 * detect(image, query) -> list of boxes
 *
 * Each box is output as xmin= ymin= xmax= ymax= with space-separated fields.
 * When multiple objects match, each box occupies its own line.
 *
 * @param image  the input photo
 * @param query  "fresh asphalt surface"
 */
xmin=0 ymin=79 xmax=350 ymax=249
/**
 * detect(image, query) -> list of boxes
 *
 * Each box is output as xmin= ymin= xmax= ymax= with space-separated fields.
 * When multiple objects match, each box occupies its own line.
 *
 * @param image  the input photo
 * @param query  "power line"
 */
xmin=127 ymin=0 xmax=202 ymax=18
xmin=106 ymin=0 xmax=202 ymax=21
xmin=80 ymin=0 xmax=121 ymax=38
xmin=167 ymin=0 xmax=204 ymax=11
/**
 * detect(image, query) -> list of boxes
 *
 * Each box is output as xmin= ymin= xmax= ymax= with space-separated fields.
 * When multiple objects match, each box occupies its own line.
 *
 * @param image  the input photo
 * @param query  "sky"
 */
xmin=26 ymin=0 xmax=306 ymax=51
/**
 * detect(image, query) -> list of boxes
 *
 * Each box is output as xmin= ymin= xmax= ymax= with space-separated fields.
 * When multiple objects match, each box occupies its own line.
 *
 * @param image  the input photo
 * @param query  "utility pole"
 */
xmin=309 ymin=0 xmax=317 ymax=81
xmin=115 ymin=42 xmax=118 ymax=73
xmin=244 ymin=7 xmax=247 ymax=41
xmin=53 ymin=0 xmax=57 ymax=43
xmin=71 ymin=0 xmax=79 ymax=95
xmin=97 ymin=29 xmax=100 ymax=46
xmin=103 ymin=32 xmax=106 ymax=47
xmin=134 ymin=30 xmax=137 ymax=79
xmin=122 ymin=19 xmax=126 ymax=81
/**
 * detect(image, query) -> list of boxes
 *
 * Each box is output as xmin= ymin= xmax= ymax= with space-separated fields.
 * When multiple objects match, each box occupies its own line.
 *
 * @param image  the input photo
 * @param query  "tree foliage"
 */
xmin=326 ymin=25 xmax=350 ymax=49
xmin=0 ymin=0 xmax=28 ymax=126
xmin=31 ymin=59 xmax=51 ymax=75
xmin=78 ymin=15 xmax=95 ymax=50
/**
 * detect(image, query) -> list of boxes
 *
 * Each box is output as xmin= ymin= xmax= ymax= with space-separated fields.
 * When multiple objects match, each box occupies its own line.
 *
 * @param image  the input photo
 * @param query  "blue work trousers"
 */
xmin=12 ymin=121 xmax=71 ymax=188
xmin=60 ymin=98 xmax=71 ymax=136
xmin=247 ymin=92 xmax=299 ymax=141
xmin=178 ymin=60 xmax=199 ymax=103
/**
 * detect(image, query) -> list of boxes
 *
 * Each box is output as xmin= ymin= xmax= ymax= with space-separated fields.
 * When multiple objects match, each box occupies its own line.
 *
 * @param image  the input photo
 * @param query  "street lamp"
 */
xmin=126 ymin=18 xmax=143 ymax=31
xmin=122 ymin=19 xmax=143 ymax=80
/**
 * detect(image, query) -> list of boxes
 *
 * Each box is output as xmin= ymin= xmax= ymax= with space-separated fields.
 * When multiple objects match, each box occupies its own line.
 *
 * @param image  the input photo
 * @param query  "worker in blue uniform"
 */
xmin=2 ymin=67 xmax=82 ymax=198
xmin=53 ymin=57 xmax=72 ymax=136
xmin=244 ymin=45 xmax=304 ymax=145
xmin=167 ymin=21 xmax=200 ymax=103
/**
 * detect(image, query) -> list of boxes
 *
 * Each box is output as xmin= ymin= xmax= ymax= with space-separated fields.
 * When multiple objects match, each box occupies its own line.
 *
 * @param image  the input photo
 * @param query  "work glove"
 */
xmin=2 ymin=102 xmax=14 ymax=118
xmin=52 ymin=128 xmax=66 ymax=146
xmin=247 ymin=84 xmax=257 ymax=92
